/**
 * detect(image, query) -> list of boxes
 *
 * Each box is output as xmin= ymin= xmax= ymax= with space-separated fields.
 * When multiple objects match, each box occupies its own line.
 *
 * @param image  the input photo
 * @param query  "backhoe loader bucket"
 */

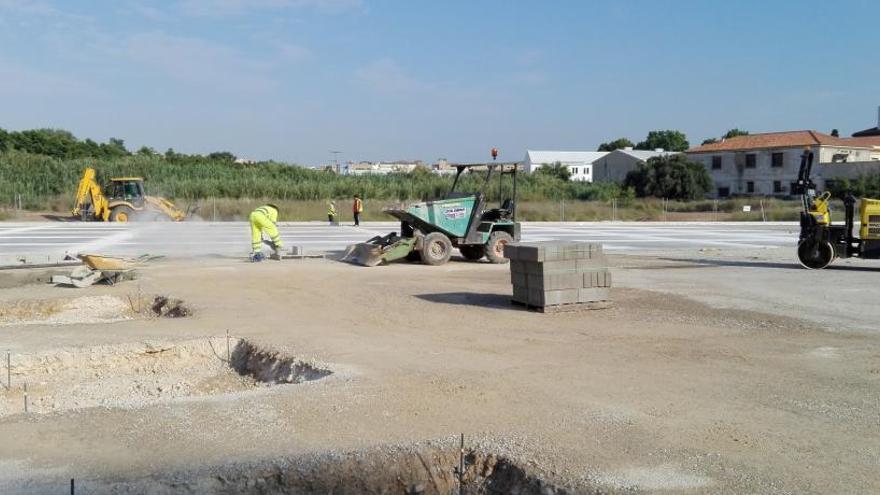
xmin=342 ymin=233 xmax=417 ymax=267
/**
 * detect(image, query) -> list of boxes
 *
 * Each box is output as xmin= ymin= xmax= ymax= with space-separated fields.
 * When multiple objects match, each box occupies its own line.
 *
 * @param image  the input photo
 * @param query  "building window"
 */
xmin=711 ymin=156 xmax=722 ymax=170
xmin=773 ymin=181 xmax=783 ymax=193
xmin=771 ymin=152 xmax=784 ymax=168
xmin=746 ymin=181 xmax=755 ymax=193
xmin=745 ymin=154 xmax=757 ymax=168
xmin=717 ymin=187 xmax=730 ymax=197
xmin=584 ymin=166 xmax=590 ymax=175
xmin=571 ymin=167 xmax=578 ymax=174
xmin=790 ymin=182 xmax=799 ymax=194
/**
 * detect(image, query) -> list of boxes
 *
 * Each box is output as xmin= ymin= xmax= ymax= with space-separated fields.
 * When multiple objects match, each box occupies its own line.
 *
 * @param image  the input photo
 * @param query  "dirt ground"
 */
xmin=0 ymin=251 xmax=878 ymax=494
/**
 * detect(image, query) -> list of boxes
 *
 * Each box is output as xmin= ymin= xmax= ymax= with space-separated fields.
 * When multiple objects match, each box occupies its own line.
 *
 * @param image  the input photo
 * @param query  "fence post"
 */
xmin=561 ymin=199 xmax=565 ymax=222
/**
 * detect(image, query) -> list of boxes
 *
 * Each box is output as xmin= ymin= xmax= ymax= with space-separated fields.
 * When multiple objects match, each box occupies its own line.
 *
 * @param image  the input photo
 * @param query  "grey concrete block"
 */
xmin=583 ymin=269 xmax=612 ymax=288
xmin=527 ymin=272 xmax=584 ymax=291
xmin=505 ymin=241 xmax=604 ymax=262
xmin=530 ymin=288 xmax=580 ymax=307
xmin=527 ymin=260 xmax=578 ymax=274
xmin=511 ymin=271 xmax=528 ymax=287
xmin=503 ymin=244 xmax=519 ymax=260
xmin=575 ymin=257 xmax=607 ymax=271
xmin=578 ymin=287 xmax=611 ymax=303
xmin=512 ymin=285 xmax=529 ymax=304
xmin=508 ymin=243 xmax=546 ymax=262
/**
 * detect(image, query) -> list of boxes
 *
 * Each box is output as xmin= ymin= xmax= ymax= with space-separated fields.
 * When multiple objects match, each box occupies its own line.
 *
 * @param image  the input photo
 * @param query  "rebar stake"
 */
xmin=70 ymin=478 xmax=75 ymax=495
xmin=23 ymin=382 xmax=28 ymax=413
xmin=226 ymin=330 xmax=231 ymax=363
xmin=6 ymin=352 xmax=10 ymax=390
xmin=459 ymin=433 xmax=464 ymax=495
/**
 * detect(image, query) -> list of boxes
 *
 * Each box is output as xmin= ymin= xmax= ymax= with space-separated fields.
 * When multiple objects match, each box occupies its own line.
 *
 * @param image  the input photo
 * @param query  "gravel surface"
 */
xmin=0 ymin=253 xmax=877 ymax=493
xmin=0 ymin=295 xmax=134 ymax=326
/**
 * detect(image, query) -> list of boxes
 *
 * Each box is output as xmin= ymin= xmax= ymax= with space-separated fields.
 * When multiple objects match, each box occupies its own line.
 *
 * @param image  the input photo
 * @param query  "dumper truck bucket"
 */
xmin=342 ymin=242 xmax=386 ymax=267
xmin=342 ymin=233 xmax=417 ymax=267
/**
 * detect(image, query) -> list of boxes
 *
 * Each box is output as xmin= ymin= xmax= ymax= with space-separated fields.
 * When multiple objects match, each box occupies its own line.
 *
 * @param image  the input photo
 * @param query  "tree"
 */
xmin=597 ymin=138 xmax=634 ymax=152
xmin=535 ymin=161 xmax=571 ymax=181
xmin=137 ymin=146 xmax=157 ymax=156
xmin=99 ymin=138 xmax=129 ymax=158
xmin=635 ymin=130 xmax=689 ymax=152
xmin=80 ymin=138 xmax=102 ymax=157
xmin=623 ymin=154 xmax=712 ymax=200
xmin=831 ymin=129 xmax=840 ymax=137
xmin=701 ymin=138 xmax=719 ymax=145
xmin=722 ymin=128 xmax=749 ymax=139
xmin=208 ymin=151 xmax=236 ymax=161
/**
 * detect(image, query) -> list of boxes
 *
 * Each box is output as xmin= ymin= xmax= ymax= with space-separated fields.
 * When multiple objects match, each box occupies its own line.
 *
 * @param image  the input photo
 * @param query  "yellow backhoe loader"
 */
xmin=72 ymin=167 xmax=185 ymax=222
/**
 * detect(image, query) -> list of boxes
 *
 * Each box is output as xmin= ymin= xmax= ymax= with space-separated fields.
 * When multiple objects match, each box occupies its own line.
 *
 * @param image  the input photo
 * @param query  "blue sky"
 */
xmin=0 ymin=0 xmax=878 ymax=165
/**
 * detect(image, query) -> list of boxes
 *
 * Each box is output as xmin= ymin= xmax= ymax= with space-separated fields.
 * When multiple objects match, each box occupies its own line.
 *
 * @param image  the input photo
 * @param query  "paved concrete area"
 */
xmin=0 ymin=221 xmax=798 ymax=257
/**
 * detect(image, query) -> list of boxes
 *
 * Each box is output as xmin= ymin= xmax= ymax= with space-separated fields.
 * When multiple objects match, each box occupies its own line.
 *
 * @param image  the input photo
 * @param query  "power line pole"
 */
xmin=329 ymin=150 xmax=342 ymax=173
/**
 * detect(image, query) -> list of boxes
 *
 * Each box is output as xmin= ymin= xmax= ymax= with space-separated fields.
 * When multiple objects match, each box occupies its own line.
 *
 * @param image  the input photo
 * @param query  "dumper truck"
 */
xmin=345 ymin=163 xmax=521 ymax=266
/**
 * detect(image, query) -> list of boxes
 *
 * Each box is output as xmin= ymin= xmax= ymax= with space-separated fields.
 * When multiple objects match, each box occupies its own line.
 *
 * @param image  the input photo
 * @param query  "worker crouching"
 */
xmin=249 ymin=204 xmax=283 ymax=262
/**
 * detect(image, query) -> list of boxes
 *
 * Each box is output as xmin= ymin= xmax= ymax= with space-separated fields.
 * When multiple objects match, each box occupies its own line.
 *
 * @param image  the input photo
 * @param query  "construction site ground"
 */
xmin=1 ymin=248 xmax=878 ymax=493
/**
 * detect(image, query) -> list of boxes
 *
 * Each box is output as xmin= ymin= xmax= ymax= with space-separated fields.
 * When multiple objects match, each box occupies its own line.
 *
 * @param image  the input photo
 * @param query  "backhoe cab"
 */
xmin=795 ymin=150 xmax=880 ymax=268
xmin=345 ymin=163 xmax=521 ymax=266
xmin=72 ymin=167 xmax=185 ymax=223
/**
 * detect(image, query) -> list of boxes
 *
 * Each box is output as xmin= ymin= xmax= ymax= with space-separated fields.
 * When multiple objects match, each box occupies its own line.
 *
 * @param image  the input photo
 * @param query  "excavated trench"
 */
xmin=92 ymin=446 xmax=569 ymax=495
xmin=0 ymin=294 xmax=191 ymax=326
xmin=0 ymin=338 xmax=331 ymax=416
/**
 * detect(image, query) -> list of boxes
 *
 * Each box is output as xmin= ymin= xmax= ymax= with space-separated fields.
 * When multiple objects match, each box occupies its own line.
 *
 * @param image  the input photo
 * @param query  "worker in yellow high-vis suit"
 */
xmin=249 ymin=204 xmax=283 ymax=262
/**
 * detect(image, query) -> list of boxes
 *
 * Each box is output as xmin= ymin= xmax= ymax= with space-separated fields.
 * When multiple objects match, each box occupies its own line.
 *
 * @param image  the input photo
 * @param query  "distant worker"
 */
xmin=327 ymin=201 xmax=337 ymax=225
xmin=352 ymin=194 xmax=363 ymax=226
xmin=249 ymin=204 xmax=283 ymax=262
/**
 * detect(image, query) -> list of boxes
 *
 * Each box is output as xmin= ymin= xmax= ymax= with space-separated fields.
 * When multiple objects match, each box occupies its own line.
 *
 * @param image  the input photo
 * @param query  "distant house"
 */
xmin=432 ymin=158 xmax=459 ymax=175
xmin=345 ymin=160 xmax=426 ymax=175
xmin=686 ymin=130 xmax=880 ymax=198
xmin=592 ymin=148 xmax=678 ymax=183
xmin=522 ymin=150 xmax=609 ymax=182
xmin=852 ymin=106 xmax=880 ymax=137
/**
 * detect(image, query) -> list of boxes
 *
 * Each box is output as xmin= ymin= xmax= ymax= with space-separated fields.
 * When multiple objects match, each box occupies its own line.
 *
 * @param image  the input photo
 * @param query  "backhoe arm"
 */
xmin=72 ymin=168 xmax=110 ymax=221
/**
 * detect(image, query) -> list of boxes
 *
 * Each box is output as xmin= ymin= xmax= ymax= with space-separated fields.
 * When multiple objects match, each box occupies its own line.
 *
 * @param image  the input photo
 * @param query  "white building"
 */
xmin=592 ymin=148 xmax=677 ymax=183
xmin=523 ymin=150 xmax=609 ymax=182
xmin=345 ymin=160 xmax=426 ymax=175
xmin=431 ymin=158 xmax=459 ymax=176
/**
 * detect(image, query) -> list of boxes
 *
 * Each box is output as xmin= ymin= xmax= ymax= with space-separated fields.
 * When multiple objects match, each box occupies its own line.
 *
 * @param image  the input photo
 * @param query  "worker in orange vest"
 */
xmin=352 ymin=194 xmax=363 ymax=226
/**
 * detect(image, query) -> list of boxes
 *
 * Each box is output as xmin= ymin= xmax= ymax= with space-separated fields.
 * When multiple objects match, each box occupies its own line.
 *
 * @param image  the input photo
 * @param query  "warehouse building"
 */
xmin=522 ymin=150 xmax=608 ymax=182
xmin=592 ymin=148 xmax=678 ymax=183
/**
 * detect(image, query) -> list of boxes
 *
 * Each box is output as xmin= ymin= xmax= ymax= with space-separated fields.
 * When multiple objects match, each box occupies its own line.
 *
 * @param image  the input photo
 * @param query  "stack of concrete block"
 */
xmin=504 ymin=242 xmax=611 ymax=311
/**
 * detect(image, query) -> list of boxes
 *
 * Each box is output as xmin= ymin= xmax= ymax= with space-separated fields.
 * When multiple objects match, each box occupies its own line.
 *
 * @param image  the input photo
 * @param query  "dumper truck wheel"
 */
xmin=459 ymin=245 xmax=485 ymax=261
xmin=797 ymin=239 xmax=834 ymax=269
xmin=110 ymin=205 xmax=135 ymax=223
xmin=421 ymin=232 xmax=452 ymax=266
xmin=486 ymin=231 xmax=513 ymax=264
